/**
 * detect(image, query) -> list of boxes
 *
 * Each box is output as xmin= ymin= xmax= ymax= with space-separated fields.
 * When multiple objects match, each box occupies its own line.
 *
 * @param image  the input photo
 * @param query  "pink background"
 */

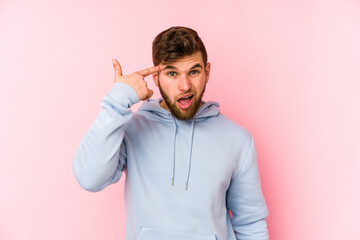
xmin=1 ymin=0 xmax=359 ymax=239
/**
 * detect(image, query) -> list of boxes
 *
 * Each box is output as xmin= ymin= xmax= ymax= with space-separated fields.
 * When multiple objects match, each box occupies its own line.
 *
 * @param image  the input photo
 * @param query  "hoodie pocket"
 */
xmin=137 ymin=227 xmax=216 ymax=240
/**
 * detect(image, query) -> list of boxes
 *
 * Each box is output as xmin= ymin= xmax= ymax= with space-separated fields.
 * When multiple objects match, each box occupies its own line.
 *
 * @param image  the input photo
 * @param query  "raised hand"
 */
xmin=112 ymin=59 xmax=162 ymax=101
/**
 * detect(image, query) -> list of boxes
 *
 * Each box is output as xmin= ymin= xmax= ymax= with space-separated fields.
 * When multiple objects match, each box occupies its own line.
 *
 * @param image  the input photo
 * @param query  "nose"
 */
xmin=178 ymin=74 xmax=192 ymax=92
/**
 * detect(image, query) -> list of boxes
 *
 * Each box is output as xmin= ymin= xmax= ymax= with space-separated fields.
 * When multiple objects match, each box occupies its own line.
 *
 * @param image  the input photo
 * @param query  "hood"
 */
xmin=137 ymin=99 xmax=220 ymax=190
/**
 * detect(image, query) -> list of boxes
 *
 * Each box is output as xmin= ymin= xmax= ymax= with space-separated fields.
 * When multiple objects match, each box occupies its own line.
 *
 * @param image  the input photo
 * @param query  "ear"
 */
xmin=205 ymin=62 xmax=211 ymax=83
xmin=152 ymin=72 xmax=159 ymax=87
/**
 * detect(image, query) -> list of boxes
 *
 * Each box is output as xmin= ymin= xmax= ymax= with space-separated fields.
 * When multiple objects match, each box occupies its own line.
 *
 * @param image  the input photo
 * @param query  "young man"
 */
xmin=73 ymin=26 xmax=269 ymax=240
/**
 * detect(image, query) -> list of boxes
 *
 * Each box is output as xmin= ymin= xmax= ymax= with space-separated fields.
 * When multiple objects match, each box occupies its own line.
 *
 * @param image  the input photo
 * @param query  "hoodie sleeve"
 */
xmin=73 ymin=82 xmax=139 ymax=192
xmin=226 ymin=137 xmax=269 ymax=240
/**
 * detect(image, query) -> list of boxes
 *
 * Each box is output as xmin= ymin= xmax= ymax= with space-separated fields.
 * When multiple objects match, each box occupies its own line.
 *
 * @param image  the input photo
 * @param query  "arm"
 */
xmin=226 ymin=137 xmax=269 ymax=240
xmin=72 ymin=59 xmax=163 ymax=192
xmin=72 ymin=82 xmax=139 ymax=192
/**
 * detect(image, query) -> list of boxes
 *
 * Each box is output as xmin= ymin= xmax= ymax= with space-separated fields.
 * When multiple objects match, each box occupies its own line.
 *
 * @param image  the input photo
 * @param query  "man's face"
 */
xmin=153 ymin=51 xmax=211 ymax=121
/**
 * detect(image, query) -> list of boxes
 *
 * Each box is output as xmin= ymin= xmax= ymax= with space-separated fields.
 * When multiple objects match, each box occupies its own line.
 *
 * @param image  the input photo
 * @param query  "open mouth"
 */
xmin=177 ymin=95 xmax=194 ymax=109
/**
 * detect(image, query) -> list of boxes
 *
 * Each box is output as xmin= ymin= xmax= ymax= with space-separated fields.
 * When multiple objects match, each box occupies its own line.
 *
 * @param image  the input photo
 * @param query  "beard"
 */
xmin=159 ymin=82 xmax=206 ymax=121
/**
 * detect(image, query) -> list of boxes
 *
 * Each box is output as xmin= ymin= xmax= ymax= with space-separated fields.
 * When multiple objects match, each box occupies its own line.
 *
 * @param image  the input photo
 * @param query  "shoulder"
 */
xmin=123 ymin=110 xmax=171 ymax=135
xmin=213 ymin=112 xmax=253 ymax=141
xmin=124 ymin=112 xmax=152 ymax=132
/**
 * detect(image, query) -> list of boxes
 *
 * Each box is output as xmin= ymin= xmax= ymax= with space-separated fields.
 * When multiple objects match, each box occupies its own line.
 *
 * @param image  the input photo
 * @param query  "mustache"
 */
xmin=176 ymin=90 xmax=195 ymax=99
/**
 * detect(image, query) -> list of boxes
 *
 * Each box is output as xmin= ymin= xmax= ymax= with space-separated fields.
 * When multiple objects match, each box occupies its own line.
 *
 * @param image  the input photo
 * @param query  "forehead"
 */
xmin=163 ymin=51 xmax=203 ymax=70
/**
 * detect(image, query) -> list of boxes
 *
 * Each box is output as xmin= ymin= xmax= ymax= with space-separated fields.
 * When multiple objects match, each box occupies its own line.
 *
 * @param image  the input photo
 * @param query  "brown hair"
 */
xmin=152 ymin=26 xmax=208 ymax=66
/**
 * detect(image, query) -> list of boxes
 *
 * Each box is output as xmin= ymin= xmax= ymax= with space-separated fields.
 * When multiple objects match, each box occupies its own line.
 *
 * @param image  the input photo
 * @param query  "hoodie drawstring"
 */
xmin=185 ymin=118 xmax=195 ymax=190
xmin=171 ymin=116 xmax=177 ymax=186
xmin=170 ymin=115 xmax=195 ymax=191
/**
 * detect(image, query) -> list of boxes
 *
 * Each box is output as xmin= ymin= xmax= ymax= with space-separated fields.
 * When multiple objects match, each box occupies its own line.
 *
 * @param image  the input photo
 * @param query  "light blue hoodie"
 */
xmin=73 ymin=82 xmax=269 ymax=240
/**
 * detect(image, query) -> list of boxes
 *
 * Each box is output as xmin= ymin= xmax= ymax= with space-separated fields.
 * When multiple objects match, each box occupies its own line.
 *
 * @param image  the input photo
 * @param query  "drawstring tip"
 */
xmin=171 ymin=178 xmax=174 ymax=186
xmin=185 ymin=183 xmax=188 ymax=190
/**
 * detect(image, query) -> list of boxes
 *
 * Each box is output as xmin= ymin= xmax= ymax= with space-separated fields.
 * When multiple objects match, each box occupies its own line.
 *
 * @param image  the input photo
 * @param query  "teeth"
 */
xmin=183 ymin=95 xmax=192 ymax=99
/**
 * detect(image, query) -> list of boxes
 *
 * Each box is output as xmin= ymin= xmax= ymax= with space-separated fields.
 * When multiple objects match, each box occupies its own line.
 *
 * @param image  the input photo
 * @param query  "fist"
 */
xmin=112 ymin=59 xmax=162 ymax=101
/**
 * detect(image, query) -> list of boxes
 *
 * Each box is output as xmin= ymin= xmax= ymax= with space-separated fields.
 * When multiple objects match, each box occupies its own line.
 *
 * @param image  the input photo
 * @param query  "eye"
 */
xmin=167 ymin=72 xmax=177 ymax=77
xmin=189 ymin=70 xmax=199 ymax=75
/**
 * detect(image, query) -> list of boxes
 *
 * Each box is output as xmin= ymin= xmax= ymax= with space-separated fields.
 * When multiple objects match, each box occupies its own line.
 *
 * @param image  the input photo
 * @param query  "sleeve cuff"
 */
xmin=107 ymin=82 xmax=140 ymax=108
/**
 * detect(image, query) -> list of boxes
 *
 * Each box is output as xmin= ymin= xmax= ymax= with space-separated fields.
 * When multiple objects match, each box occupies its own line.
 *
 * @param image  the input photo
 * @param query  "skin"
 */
xmin=112 ymin=51 xmax=210 ymax=121
xmin=112 ymin=59 xmax=163 ymax=100
xmin=153 ymin=51 xmax=211 ymax=120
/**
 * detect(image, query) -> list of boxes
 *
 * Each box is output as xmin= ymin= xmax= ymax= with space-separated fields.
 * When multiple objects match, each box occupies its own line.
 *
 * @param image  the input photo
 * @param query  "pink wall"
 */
xmin=1 ymin=0 xmax=359 ymax=239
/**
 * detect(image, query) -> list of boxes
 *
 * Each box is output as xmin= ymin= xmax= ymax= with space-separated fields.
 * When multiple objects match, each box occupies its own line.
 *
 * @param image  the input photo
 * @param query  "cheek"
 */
xmin=193 ymin=77 xmax=206 ymax=90
xmin=160 ymin=80 xmax=177 ymax=95
xmin=159 ymin=77 xmax=170 ymax=89
xmin=162 ymin=81 xmax=174 ymax=90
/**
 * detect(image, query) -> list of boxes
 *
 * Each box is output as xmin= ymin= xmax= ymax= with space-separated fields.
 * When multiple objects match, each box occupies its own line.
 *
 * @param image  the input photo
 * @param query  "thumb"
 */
xmin=112 ymin=59 xmax=123 ymax=77
xmin=143 ymin=89 xmax=154 ymax=101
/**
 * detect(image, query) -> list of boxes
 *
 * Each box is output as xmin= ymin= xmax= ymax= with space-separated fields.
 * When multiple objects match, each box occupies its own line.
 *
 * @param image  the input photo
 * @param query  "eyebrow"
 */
xmin=163 ymin=63 xmax=203 ymax=71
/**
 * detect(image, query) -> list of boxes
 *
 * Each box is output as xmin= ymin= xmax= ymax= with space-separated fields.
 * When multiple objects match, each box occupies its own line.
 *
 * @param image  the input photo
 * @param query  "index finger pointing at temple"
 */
xmin=138 ymin=65 xmax=163 ymax=77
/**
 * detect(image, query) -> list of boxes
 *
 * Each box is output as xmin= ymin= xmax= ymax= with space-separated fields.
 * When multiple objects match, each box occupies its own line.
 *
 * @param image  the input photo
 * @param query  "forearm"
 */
xmin=233 ymin=218 xmax=269 ymax=240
